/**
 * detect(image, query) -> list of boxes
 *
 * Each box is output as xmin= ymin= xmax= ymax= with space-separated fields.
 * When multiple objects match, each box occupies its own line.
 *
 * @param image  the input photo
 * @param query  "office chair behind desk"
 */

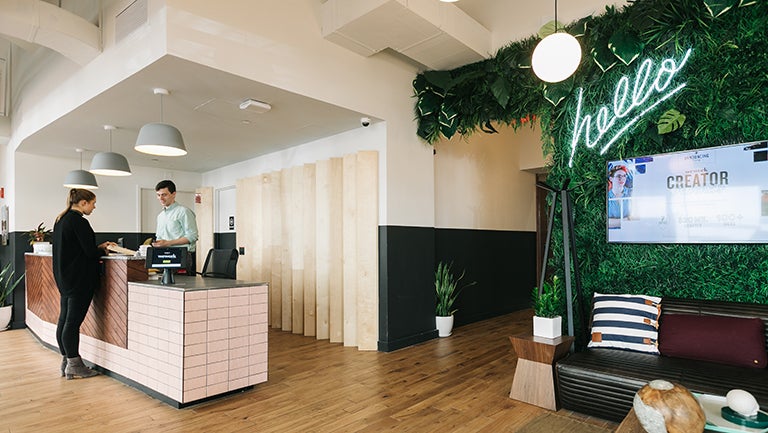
xmin=199 ymin=248 xmax=239 ymax=279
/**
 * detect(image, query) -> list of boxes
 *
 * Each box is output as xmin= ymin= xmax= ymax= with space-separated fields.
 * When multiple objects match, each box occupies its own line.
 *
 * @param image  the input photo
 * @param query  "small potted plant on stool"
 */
xmin=532 ymin=275 xmax=564 ymax=339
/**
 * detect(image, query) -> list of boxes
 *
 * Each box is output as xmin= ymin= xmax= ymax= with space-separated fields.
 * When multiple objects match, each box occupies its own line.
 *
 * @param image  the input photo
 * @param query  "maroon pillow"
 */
xmin=659 ymin=314 xmax=767 ymax=368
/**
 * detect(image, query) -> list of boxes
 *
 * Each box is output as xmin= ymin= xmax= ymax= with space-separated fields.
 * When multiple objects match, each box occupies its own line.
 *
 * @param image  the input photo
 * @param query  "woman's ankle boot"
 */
xmin=60 ymin=355 xmax=67 ymax=377
xmin=65 ymin=356 xmax=98 ymax=380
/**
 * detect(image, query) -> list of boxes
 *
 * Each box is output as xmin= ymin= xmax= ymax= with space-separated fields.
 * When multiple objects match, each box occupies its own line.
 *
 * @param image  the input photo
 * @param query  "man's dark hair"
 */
xmin=155 ymin=179 xmax=177 ymax=193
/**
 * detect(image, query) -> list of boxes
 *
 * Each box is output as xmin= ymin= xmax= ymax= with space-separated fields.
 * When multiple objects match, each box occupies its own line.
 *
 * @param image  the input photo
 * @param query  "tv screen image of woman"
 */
xmin=607 ymin=163 xmax=632 ymax=229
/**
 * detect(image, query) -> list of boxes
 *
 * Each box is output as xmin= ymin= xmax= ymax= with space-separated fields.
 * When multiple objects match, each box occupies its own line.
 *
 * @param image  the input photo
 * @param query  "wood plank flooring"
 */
xmin=0 ymin=309 xmax=617 ymax=433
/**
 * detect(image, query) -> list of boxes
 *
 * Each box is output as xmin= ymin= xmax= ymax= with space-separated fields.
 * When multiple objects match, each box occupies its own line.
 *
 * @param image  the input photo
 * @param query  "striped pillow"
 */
xmin=588 ymin=293 xmax=662 ymax=354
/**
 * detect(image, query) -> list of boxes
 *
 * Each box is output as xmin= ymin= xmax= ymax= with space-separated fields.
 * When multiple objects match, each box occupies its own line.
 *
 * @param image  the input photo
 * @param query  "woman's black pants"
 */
xmin=56 ymin=293 xmax=94 ymax=358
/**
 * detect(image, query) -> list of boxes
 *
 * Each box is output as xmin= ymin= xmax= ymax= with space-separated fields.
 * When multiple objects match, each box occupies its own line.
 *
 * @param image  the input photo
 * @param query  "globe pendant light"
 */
xmin=531 ymin=0 xmax=582 ymax=83
xmin=135 ymin=88 xmax=187 ymax=156
xmin=90 ymin=125 xmax=132 ymax=176
xmin=64 ymin=148 xmax=98 ymax=189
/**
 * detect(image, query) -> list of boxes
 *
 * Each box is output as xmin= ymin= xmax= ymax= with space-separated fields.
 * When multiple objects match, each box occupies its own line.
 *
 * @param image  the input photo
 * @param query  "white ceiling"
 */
xmin=8 ymin=0 xmax=625 ymax=174
xmin=17 ymin=55 xmax=371 ymax=173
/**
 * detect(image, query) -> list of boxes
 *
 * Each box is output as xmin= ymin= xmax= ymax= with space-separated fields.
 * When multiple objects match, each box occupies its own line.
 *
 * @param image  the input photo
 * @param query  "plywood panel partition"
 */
xmin=280 ymin=169 xmax=293 ymax=331
xmin=315 ymin=158 xmax=344 ymax=341
xmin=356 ymin=151 xmax=379 ymax=350
xmin=315 ymin=160 xmax=332 ymax=340
xmin=235 ymin=178 xmax=254 ymax=281
xmin=267 ymin=172 xmax=283 ymax=329
xmin=263 ymin=172 xmax=280 ymax=329
xmin=327 ymin=158 xmax=344 ymax=344
xmin=235 ymin=151 xmax=378 ymax=350
xmin=342 ymin=153 xmax=358 ymax=347
xmin=195 ymin=187 xmax=214 ymax=274
xmin=289 ymin=166 xmax=304 ymax=334
xmin=303 ymin=164 xmax=317 ymax=337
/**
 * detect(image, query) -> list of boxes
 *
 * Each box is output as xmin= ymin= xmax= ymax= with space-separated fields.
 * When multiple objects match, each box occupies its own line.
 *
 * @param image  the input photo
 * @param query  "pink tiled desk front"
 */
xmin=26 ymin=275 xmax=268 ymax=407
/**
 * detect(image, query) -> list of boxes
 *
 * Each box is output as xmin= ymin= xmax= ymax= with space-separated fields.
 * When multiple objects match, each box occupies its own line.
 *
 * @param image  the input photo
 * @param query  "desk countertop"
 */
xmin=129 ymin=275 xmax=267 ymax=292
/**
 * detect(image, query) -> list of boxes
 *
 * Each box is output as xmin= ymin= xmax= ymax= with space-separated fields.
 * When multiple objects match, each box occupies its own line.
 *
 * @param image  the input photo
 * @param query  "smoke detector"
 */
xmin=239 ymin=98 xmax=272 ymax=113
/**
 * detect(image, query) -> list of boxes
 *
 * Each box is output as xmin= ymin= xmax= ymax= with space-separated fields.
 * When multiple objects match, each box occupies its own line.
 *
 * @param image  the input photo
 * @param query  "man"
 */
xmin=153 ymin=180 xmax=198 ymax=275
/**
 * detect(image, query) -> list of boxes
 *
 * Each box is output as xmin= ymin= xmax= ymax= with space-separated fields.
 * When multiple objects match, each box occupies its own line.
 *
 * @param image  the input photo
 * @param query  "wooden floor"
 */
xmin=0 ymin=310 xmax=617 ymax=433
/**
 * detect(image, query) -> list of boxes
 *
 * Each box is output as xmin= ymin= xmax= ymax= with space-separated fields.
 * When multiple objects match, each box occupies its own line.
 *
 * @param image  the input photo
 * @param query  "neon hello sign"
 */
xmin=568 ymin=48 xmax=692 ymax=167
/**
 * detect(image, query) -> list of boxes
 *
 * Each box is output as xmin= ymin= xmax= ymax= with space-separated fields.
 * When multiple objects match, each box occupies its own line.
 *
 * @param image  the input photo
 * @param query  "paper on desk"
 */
xmin=107 ymin=245 xmax=137 ymax=255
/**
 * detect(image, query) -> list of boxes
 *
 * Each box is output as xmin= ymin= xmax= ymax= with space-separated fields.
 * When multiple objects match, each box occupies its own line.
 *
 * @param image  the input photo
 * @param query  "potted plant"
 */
xmin=435 ymin=261 xmax=476 ymax=337
xmin=0 ymin=263 xmax=24 ymax=331
xmin=532 ymin=275 xmax=564 ymax=339
xmin=26 ymin=222 xmax=53 ymax=254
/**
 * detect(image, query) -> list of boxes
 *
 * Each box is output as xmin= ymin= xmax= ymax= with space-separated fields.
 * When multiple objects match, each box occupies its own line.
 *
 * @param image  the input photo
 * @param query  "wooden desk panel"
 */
xmin=25 ymin=254 xmax=146 ymax=349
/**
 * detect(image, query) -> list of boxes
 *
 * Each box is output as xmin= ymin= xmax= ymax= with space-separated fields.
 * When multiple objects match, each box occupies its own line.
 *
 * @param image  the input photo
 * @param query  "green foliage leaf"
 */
xmin=0 ymin=263 xmax=24 ymax=307
xmin=435 ymin=262 xmax=476 ymax=316
xmin=704 ymin=0 xmax=736 ymax=17
xmin=538 ymin=20 xmax=566 ymax=39
xmin=543 ymin=79 xmax=574 ymax=107
xmin=657 ymin=109 xmax=686 ymax=134
xmin=608 ymin=29 xmax=645 ymax=65
xmin=438 ymin=103 xmax=459 ymax=139
xmin=591 ymin=44 xmax=618 ymax=73
xmin=490 ymin=76 xmax=511 ymax=108
xmin=423 ymin=70 xmax=453 ymax=91
xmin=532 ymin=275 xmax=565 ymax=318
xmin=416 ymin=92 xmax=441 ymax=117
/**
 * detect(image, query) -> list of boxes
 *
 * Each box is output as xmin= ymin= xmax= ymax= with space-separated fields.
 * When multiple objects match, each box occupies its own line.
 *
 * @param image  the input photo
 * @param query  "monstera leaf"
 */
xmin=704 ymin=0 xmax=736 ymax=16
xmin=608 ymin=29 xmax=644 ymax=66
xmin=657 ymin=109 xmax=686 ymax=134
xmin=538 ymin=20 xmax=566 ymax=38
xmin=438 ymin=103 xmax=459 ymax=139
xmin=591 ymin=44 xmax=618 ymax=73
xmin=423 ymin=70 xmax=453 ymax=93
xmin=490 ymin=76 xmax=512 ymax=108
xmin=417 ymin=91 xmax=442 ymax=117
xmin=543 ymin=79 xmax=574 ymax=107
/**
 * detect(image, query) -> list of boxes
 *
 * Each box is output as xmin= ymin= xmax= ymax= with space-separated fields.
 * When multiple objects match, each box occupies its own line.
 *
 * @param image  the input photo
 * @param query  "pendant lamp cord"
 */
xmin=554 ymin=0 xmax=558 ymax=33
xmin=159 ymin=93 xmax=164 ymax=123
xmin=108 ymin=129 xmax=113 ymax=152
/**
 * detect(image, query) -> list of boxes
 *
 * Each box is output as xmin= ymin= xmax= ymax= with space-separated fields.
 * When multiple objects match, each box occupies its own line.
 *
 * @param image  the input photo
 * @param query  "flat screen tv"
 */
xmin=607 ymin=140 xmax=768 ymax=244
xmin=145 ymin=246 xmax=187 ymax=284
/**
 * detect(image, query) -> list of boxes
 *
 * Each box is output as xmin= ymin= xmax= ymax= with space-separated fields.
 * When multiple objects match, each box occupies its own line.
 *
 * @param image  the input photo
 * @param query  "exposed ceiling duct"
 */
xmin=0 ymin=0 xmax=101 ymax=65
xmin=320 ymin=0 xmax=491 ymax=70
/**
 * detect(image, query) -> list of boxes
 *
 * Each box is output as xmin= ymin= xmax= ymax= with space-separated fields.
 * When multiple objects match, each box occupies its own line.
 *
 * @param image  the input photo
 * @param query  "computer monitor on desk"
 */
xmin=145 ymin=247 xmax=187 ymax=285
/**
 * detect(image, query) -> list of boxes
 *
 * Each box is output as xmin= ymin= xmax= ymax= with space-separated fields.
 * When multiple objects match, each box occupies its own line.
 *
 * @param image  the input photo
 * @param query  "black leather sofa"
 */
xmin=555 ymin=297 xmax=768 ymax=422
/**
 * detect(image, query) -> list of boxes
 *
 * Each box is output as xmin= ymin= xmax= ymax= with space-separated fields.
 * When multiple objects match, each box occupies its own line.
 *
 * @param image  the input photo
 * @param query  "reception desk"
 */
xmin=24 ymin=253 xmax=269 ymax=407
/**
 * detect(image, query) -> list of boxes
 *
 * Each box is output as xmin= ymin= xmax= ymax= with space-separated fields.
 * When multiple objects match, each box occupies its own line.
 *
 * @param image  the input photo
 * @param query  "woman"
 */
xmin=607 ymin=165 xmax=632 ymax=226
xmin=52 ymin=189 xmax=114 ymax=379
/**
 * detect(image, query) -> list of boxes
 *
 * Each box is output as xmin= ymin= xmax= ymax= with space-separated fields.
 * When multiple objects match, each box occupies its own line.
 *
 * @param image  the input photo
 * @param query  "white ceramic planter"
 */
xmin=436 ymin=315 xmax=454 ymax=337
xmin=33 ymin=241 xmax=52 ymax=255
xmin=533 ymin=315 xmax=562 ymax=339
xmin=0 ymin=305 xmax=11 ymax=331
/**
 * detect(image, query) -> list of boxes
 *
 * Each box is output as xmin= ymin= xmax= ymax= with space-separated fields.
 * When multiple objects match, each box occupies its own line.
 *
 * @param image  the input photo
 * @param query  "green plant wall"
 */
xmin=414 ymin=0 xmax=768 ymax=311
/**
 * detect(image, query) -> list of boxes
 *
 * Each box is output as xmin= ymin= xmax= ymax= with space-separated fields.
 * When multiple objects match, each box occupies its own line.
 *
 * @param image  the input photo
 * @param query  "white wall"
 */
xmin=13 ymin=152 xmax=200 ymax=233
xmin=203 ymin=122 xmax=386 ymax=221
xmin=434 ymin=124 xmax=543 ymax=231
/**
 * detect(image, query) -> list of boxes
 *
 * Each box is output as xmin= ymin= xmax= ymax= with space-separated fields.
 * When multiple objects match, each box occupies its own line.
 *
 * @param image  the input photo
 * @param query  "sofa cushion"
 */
xmin=588 ymin=293 xmax=662 ymax=354
xmin=659 ymin=313 xmax=767 ymax=368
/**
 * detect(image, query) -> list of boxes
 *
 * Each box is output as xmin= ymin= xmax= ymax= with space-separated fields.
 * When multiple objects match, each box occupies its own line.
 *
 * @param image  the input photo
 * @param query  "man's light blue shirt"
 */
xmin=156 ymin=202 xmax=198 ymax=252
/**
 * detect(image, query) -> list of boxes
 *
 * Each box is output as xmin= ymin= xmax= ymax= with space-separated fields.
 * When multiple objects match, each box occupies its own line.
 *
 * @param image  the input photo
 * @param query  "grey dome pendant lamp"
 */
xmin=63 ymin=148 xmax=98 ymax=189
xmin=90 ymin=125 xmax=132 ymax=176
xmin=135 ymin=88 xmax=187 ymax=156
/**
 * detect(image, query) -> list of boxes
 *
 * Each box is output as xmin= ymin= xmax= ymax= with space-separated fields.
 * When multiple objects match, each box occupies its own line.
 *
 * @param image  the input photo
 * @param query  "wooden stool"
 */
xmin=509 ymin=333 xmax=574 ymax=410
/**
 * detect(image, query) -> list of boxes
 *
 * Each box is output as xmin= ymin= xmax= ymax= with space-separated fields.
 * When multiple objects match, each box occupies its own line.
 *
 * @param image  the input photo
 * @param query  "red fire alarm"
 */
xmin=0 ymin=187 xmax=4 ymax=199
